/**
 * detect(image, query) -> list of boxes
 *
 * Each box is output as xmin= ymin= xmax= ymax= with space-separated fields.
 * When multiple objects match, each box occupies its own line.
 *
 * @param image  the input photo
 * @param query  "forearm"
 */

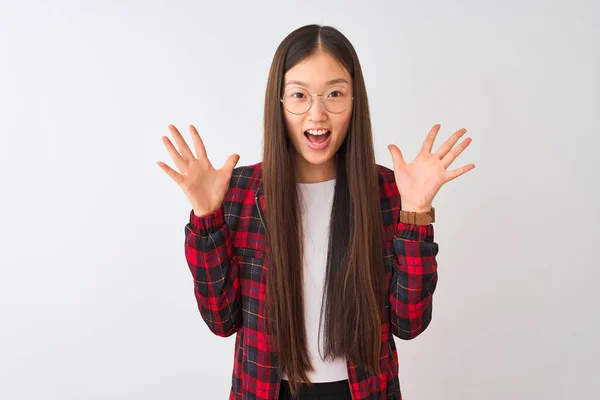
xmin=185 ymin=205 xmax=242 ymax=337
xmin=389 ymin=221 xmax=438 ymax=339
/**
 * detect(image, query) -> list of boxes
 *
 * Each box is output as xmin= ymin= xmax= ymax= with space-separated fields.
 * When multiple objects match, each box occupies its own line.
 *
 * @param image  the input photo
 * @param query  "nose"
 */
xmin=307 ymin=95 xmax=328 ymax=121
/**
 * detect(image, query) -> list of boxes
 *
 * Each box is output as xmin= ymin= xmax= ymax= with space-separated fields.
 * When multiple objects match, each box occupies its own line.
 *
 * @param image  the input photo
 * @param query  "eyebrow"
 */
xmin=284 ymin=78 xmax=351 ymax=88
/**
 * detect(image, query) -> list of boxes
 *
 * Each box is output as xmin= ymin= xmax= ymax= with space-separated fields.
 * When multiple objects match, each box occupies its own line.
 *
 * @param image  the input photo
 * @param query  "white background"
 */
xmin=1 ymin=0 xmax=598 ymax=399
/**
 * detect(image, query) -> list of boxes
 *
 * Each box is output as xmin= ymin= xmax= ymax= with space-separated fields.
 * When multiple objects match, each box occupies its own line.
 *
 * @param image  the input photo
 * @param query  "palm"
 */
xmin=157 ymin=124 xmax=240 ymax=216
xmin=181 ymin=158 xmax=229 ymax=206
xmin=388 ymin=124 xmax=475 ymax=210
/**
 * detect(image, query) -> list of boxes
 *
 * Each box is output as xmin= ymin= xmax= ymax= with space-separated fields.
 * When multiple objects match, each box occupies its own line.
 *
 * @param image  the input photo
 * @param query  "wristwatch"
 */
xmin=399 ymin=206 xmax=435 ymax=225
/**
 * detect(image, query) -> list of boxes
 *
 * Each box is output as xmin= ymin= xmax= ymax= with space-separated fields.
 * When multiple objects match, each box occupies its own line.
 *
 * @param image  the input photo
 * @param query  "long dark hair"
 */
xmin=262 ymin=25 xmax=384 ymax=397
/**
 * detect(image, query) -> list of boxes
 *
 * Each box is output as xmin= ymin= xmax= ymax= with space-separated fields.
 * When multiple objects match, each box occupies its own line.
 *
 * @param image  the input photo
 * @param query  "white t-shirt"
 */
xmin=281 ymin=178 xmax=348 ymax=382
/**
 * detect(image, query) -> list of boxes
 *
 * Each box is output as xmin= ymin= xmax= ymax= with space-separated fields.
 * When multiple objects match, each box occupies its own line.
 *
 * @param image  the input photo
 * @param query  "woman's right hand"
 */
xmin=157 ymin=125 xmax=240 ymax=217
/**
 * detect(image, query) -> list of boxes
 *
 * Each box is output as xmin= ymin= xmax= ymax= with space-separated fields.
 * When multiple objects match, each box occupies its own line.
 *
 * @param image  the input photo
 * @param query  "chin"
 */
xmin=302 ymin=153 xmax=333 ymax=166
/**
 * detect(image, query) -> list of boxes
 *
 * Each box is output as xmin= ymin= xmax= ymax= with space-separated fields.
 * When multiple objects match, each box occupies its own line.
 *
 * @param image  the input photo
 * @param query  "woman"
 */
xmin=158 ymin=24 xmax=474 ymax=400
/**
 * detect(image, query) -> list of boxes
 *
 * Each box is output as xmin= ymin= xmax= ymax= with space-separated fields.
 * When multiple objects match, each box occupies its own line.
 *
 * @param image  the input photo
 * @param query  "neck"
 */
xmin=293 ymin=153 xmax=336 ymax=183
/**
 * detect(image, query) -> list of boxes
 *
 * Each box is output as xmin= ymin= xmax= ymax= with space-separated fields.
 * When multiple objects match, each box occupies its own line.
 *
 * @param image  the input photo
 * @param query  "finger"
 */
xmin=168 ymin=125 xmax=196 ymax=160
xmin=161 ymin=136 xmax=187 ymax=173
xmin=189 ymin=125 xmax=208 ymax=160
xmin=441 ymin=137 xmax=472 ymax=169
xmin=388 ymin=144 xmax=406 ymax=169
xmin=221 ymin=153 xmax=241 ymax=175
xmin=421 ymin=124 xmax=441 ymax=154
xmin=157 ymin=161 xmax=184 ymax=186
xmin=445 ymin=164 xmax=475 ymax=183
xmin=436 ymin=128 xmax=467 ymax=159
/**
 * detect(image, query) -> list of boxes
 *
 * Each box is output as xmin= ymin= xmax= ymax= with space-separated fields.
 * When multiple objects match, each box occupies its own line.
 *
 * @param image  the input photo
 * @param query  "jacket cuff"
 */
xmin=394 ymin=221 xmax=434 ymax=242
xmin=189 ymin=206 xmax=225 ymax=235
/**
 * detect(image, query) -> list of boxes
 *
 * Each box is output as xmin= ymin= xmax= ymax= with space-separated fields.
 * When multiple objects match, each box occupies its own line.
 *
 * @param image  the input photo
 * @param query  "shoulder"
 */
xmin=229 ymin=161 xmax=263 ymax=193
xmin=375 ymin=163 xmax=401 ymax=228
xmin=376 ymin=164 xmax=394 ymax=183
xmin=221 ymin=162 xmax=263 ymax=228
xmin=375 ymin=163 xmax=399 ymax=200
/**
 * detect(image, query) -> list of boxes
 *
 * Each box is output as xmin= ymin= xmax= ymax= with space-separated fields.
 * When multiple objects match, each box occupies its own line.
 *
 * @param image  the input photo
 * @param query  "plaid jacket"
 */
xmin=184 ymin=162 xmax=438 ymax=400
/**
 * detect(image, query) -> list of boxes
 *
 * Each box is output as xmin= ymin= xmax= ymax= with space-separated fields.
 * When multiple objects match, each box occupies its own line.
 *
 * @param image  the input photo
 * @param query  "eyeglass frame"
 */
xmin=279 ymin=87 xmax=354 ymax=115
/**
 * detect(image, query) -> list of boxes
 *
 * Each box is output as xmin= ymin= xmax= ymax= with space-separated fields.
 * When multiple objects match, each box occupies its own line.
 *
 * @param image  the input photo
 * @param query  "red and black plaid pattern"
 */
xmin=184 ymin=162 xmax=438 ymax=400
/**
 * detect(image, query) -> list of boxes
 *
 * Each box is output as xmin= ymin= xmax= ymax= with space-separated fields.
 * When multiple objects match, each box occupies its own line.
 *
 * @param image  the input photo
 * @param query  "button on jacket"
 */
xmin=184 ymin=162 xmax=439 ymax=400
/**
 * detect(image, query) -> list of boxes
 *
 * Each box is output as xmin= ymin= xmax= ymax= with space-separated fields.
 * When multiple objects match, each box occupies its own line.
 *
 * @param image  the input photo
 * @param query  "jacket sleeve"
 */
xmin=389 ymin=220 xmax=439 ymax=340
xmin=184 ymin=205 xmax=242 ymax=337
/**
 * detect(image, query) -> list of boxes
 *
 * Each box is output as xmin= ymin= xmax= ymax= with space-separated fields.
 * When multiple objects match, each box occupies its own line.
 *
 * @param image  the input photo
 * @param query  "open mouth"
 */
xmin=304 ymin=130 xmax=332 ymax=150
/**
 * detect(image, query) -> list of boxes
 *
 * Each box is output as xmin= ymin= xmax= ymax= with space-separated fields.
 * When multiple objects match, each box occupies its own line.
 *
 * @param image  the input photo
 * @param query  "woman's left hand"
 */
xmin=387 ymin=124 xmax=475 ymax=212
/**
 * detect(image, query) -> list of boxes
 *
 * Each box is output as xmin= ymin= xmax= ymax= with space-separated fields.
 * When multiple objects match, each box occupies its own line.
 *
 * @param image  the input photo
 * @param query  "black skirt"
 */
xmin=277 ymin=379 xmax=352 ymax=400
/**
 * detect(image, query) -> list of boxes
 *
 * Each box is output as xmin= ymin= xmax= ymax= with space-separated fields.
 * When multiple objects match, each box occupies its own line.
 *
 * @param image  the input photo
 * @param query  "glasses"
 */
xmin=280 ymin=86 xmax=354 ymax=115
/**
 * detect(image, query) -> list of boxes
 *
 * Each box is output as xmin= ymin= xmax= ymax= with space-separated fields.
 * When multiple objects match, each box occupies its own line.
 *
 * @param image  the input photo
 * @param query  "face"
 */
xmin=282 ymin=51 xmax=353 ymax=183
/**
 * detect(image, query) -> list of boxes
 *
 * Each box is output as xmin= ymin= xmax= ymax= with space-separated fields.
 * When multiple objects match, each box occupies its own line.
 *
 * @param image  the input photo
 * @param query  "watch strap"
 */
xmin=399 ymin=206 xmax=435 ymax=225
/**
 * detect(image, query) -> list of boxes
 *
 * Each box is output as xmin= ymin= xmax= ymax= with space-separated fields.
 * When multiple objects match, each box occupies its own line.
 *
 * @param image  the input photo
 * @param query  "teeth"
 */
xmin=306 ymin=129 xmax=329 ymax=135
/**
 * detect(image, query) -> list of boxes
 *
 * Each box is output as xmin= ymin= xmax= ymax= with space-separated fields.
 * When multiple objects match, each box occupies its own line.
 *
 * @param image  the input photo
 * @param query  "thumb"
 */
xmin=223 ymin=153 xmax=241 ymax=174
xmin=388 ymin=144 xmax=405 ymax=168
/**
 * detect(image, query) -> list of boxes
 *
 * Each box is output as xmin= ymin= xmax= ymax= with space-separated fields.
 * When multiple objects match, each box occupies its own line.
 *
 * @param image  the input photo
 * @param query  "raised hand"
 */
xmin=387 ymin=124 xmax=475 ymax=212
xmin=157 ymin=125 xmax=240 ymax=217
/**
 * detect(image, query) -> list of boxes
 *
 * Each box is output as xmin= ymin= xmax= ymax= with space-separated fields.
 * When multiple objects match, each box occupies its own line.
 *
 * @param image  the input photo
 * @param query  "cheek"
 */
xmin=284 ymin=114 xmax=303 ymax=137
xmin=333 ymin=112 xmax=352 ymax=138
